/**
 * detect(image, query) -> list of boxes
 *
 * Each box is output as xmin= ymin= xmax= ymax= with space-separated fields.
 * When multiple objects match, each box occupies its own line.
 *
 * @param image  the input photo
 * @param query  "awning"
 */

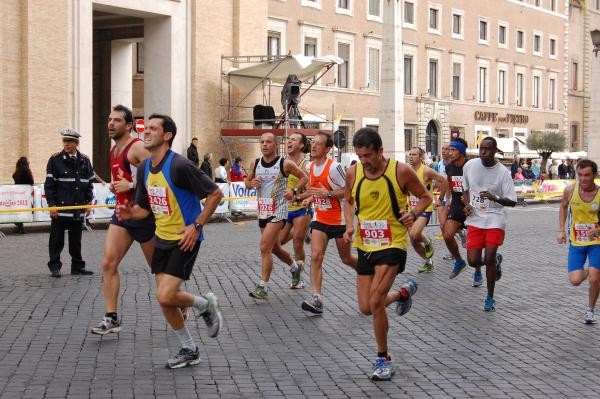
xmin=551 ymin=151 xmax=588 ymax=160
xmin=223 ymin=54 xmax=343 ymax=93
xmin=495 ymin=137 xmax=539 ymax=158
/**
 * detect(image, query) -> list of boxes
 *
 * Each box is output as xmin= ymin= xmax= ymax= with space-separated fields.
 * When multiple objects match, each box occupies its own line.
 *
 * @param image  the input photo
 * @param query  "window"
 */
xmin=429 ymin=59 xmax=438 ymax=97
xmin=302 ymin=0 xmax=321 ymax=9
xmin=337 ymin=43 xmax=350 ymax=88
xmin=304 ymin=37 xmax=317 ymax=57
xmin=452 ymin=62 xmax=461 ymax=100
xmin=571 ymin=124 xmax=579 ymax=147
xmin=336 ymin=0 xmax=352 ymax=14
xmin=267 ymin=31 xmax=281 ymax=57
xmin=549 ymin=38 xmax=556 ymax=57
xmin=498 ymin=70 xmax=506 ymax=104
xmin=136 ymin=42 xmax=144 ymax=74
xmin=338 ymin=0 xmax=349 ymax=9
xmin=532 ymin=75 xmax=540 ymax=108
xmin=517 ymin=30 xmax=525 ymax=51
xmin=368 ymin=0 xmax=381 ymax=18
xmin=551 ymin=0 xmax=556 ymax=11
xmin=534 ymin=0 xmax=540 ymax=6
xmin=572 ymin=61 xmax=578 ymax=90
xmin=429 ymin=8 xmax=439 ymax=30
xmin=479 ymin=67 xmax=487 ymax=102
xmin=404 ymin=56 xmax=413 ymax=95
xmin=516 ymin=73 xmax=524 ymax=106
xmin=368 ymin=47 xmax=380 ymax=91
xmin=453 ymin=14 xmax=461 ymax=35
xmin=533 ymin=33 xmax=542 ymax=55
xmin=596 ymin=0 xmax=600 ymax=10
xmin=549 ymin=78 xmax=556 ymax=110
xmin=404 ymin=2 xmax=414 ymax=24
xmin=479 ymin=20 xmax=488 ymax=43
xmin=499 ymin=25 xmax=506 ymax=45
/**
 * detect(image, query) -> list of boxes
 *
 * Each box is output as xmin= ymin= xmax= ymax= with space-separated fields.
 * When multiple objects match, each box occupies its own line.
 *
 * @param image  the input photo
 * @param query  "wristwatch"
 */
xmin=292 ymin=187 xmax=299 ymax=195
xmin=494 ymin=195 xmax=500 ymax=201
xmin=327 ymin=191 xmax=333 ymax=198
xmin=194 ymin=222 xmax=203 ymax=232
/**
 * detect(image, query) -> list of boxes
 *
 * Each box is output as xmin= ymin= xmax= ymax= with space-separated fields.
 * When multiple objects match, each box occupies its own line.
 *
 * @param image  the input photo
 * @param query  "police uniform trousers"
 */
xmin=48 ymin=216 xmax=86 ymax=272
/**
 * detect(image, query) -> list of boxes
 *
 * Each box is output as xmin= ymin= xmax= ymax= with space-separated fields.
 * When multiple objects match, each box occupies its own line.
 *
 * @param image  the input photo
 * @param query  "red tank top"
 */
xmin=110 ymin=138 xmax=141 ymax=205
xmin=310 ymin=158 xmax=342 ymax=225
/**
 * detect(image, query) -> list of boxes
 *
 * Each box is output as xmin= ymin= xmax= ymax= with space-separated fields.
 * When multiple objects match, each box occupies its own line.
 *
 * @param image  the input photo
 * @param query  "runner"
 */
xmin=343 ymin=127 xmax=431 ymax=381
xmin=406 ymin=147 xmax=449 ymax=273
xmin=557 ymin=159 xmax=600 ymax=324
xmin=299 ymin=131 xmax=357 ymax=314
xmin=436 ymin=144 xmax=451 ymax=244
xmin=246 ymin=132 xmax=308 ymax=299
xmin=116 ymin=113 xmax=223 ymax=369
xmin=443 ymin=138 xmax=482 ymax=286
xmin=279 ymin=132 xmax=312 ymax=287
xmin=462 ymin=137 xmax=516 ymax=312
xmin=91 ymin=105 xmax=156 ymax=335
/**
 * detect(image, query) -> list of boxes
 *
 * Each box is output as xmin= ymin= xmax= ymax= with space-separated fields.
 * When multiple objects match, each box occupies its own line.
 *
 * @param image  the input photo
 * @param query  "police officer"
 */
xmin=44 ymin=128 xmax=95 ymax=278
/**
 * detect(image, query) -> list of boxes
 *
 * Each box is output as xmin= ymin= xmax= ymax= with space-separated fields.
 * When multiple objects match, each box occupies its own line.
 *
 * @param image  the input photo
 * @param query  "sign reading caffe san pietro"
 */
xmin=474 ymin=111 xmax=528 ymax=124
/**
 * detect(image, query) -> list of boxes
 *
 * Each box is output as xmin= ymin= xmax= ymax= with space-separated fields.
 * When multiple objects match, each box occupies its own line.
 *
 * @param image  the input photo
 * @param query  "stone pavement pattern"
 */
xmin=0 ymin=204 xmax=599 ymax=398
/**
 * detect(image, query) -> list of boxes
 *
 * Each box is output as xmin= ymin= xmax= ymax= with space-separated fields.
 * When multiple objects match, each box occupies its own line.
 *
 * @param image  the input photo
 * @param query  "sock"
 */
xmin=105 ymin=312 xmax=118 ymax=321
xmin=193 ymin=295 xmax=208 ymax=313
xmin=289 ymin=260 xmax=298 ymax=273
xmin=174 ymin=326 xmax=196 ymax=351
xmin=313 ymin=293 xmax=321 ymax=299
xmin=425 ymin=258 xmax=433 ymax=265
xmin=259 ymin=280 xmax=268 ymax=288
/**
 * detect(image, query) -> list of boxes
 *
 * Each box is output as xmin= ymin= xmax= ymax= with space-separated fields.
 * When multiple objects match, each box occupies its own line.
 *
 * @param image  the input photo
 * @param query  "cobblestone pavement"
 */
xmin=0 ymin=204 xmax=599 ymax=398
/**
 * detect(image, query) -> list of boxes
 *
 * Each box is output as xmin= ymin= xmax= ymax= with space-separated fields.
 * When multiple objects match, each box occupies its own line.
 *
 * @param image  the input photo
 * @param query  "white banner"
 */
xmin=33 ymin=184 xmax=51 ymax=221
xmin=0 ymin=185 xmax=33 ymax=223
xmin=229 ymin=182 xmax=257 ymax=212
xmin=215 ymin=183 xmax=230 ymax=214
xmin=92 ymin=183 xmax=116 ymax=219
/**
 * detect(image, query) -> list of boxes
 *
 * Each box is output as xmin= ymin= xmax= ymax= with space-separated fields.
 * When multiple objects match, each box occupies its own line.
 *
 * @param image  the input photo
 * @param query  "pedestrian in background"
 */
xmin=214 ymin=158 xmax=229 ymax=183
xmin=186 ymin=137 xmax=199 ymax=167
xmin=200 ymin=152 xmax=213 ymax=179
xmin=230 ymin=156 xmax=246 ymax=182
xmin=44 ymin=128 xmax=95 ymax=278
xmin=12 ymin=156 xmax=34 ymax=234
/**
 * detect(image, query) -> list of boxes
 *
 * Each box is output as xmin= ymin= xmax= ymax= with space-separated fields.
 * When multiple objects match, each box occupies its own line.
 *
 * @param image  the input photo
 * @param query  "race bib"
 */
xmin=359 ymin=220 xmax=392 ymax=247
xmin=451 ymin=176 xmax=464 ymax=193
xmin=258 ymin=197 xmax=275 ymax=219
xmin=573 ymin=223 xmax=598 ymax=243
xmin=313 ymin=195 xmax=332 ymax=210
xmin=408 ymin=195 xmax=418 ymax=209
xmin=148 ymin=186 xmax=171 ymax=216
xmin=470 ymin=192 xmax=490 ymax=210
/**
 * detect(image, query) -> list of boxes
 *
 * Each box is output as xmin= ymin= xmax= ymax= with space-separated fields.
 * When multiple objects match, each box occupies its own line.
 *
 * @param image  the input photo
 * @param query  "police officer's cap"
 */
xmin=60 ymin=128 xmax=81 ymax=141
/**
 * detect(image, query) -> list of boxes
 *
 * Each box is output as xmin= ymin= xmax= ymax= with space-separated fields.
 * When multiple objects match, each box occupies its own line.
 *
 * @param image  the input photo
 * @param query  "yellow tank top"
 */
xmin=408 ymin=164 xmax=434 ymax=212
xmin=286 ymin=157 xmax=307 ymax=211
xmin=351 ymin=159 xmax=408 ymax=251
xmin=569 ymin=182 xmax=600 ymax=246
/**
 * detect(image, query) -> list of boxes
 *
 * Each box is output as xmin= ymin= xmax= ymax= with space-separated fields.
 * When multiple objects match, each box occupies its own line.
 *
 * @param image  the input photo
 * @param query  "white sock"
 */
xmin=193 ymin=295 xmax=208 ymax=313
xmin=289 ymin=260 xmax=299 ymax=272
xmin=259 ymin=280 xmax=268 ymax=288
xmin=174 ymin=326 xmax=195 ymax=351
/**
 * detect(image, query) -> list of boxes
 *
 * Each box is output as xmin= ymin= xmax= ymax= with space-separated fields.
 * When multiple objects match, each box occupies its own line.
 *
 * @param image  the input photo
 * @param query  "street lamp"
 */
xmin=591 ymin=29 xmax=600 ymax=57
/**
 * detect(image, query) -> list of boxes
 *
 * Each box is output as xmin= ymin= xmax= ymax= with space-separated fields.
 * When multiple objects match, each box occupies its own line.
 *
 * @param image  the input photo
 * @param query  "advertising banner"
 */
xmin=33 ymin=184 xmax=51 ymax=221
xmin=92 ymin=183 xmax=116 ymax=219
xmin=0 ymin=185 xmax=33 ymax=223
xmin=215 ymin=183 xmax=230 ymax=214
xmin=229 ymin=182 xmax=257 ymax=212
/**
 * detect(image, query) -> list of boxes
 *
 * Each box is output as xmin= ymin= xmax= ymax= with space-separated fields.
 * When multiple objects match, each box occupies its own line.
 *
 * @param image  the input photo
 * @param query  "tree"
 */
xmin=526 ymin=130 xmax=567 ymax=174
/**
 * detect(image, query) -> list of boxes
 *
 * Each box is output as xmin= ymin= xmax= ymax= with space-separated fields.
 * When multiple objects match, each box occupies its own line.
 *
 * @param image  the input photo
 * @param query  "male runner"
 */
xmin=406 ymin=147 xmax=449 ymax=273
xmin=116 ymin=113 xmax=223 ymax=369
xmin=344 ymin=127 xmax=431 ymax=381
xmin=91 ymin=104 xmax=156 ymax=335
xmin=436 ymin=144 xmax=451 ymax=242
xmin=443 ymin=138 xmax=482 ymax=286
xmin=299 ymin=131 xmax=357 ymax=314
xmin=462 ymin=137 xmax=516 ymax=312
xmin=557 ymin=159 xmax=600 ymax=324
xmin=279 ymin=132 xmax=312 ymax=287
xmin=246 ymin=132 xmax=308 ymax=299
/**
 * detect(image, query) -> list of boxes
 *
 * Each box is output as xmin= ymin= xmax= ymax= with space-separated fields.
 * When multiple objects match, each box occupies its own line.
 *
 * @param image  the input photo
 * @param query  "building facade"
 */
xmin=1 ymin=0 xmax=597 ymax=182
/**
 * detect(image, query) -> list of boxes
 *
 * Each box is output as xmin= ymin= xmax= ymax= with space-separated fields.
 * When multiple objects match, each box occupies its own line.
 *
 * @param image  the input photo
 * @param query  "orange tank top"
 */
xmin=310 ymin=158 xmax=343 ymax=225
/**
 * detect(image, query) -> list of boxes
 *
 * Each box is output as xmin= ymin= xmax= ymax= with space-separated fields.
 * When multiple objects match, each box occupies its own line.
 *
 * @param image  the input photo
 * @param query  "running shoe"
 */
xmin=90 ymin=316 xmax=122 ymax=335
xmin=495 ymin=254 xmax=503 ymax=281
xmin=395 ymin=279 xmax=417 ymax=316
xmin=165 ymin=346 xmax=201 ymax=369
xmin=370 ymin=357 xmax=393 ymax=381
xmin=443 ymin=253 xmax=455 ymax=261
xmin=457 ymin=229 xmax=467 ymax=248
xmin=301 ymin=295 xmax=323 ymax=314
xmin=484 ymin=295 xmax=495 ymax=312
xmin=435 ymin=233 xmax=444 ymax=241
xmin=585 ymin=307 xmax=597 ymax=324
xmin=472 ymin=271 xmax=483 ymax=287
xmin=449 ymin=259 xmax=467 ymax=279
xmin=290 ymin=261 xmax=304 ymax=289
xmin=249 ymin=285 xmax=268 ymax=300
xmin=424 ymin=237 xmax=435 ymax=259
xmin=201 ymin=293 xmax=223 ymax=338
xmin=418 ymin=261 xmax=434 ymax=273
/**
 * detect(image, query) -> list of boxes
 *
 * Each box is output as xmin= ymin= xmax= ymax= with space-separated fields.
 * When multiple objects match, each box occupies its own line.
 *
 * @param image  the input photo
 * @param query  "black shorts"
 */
xmin=258 ymin=217 xmax=285 ymax=229
xmin=447 ymin=204 xmax=466 ymax=224
xmin=356 ymin=248 xmax=407 ymax=276
xmin=310 ymin=221 xmax=346 ymax=240
xmin=110 ymin=213 xmax=155 ymax=243
xmin=151 ymin=241 xmax=200 ymax=280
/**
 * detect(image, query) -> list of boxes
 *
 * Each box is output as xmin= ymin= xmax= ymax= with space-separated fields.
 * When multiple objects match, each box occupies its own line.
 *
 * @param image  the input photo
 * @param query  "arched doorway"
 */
xmin=426 ymin=120 xmax=439 ymax=156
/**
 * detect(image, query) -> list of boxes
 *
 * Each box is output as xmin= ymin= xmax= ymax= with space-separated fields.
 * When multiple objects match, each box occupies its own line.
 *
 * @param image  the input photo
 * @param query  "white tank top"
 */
xmin=254 ymin=156 xmax=288 ymax=220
